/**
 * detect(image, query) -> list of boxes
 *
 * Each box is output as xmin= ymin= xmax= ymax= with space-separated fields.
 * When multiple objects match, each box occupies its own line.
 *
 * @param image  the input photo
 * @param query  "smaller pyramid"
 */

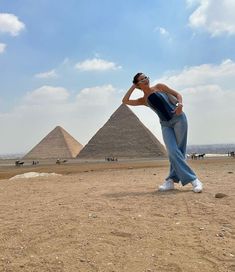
xmin=77 ymin=104 xmax=166 ymax=159
xmin=24 ymin=126 xmax=83 ymax=159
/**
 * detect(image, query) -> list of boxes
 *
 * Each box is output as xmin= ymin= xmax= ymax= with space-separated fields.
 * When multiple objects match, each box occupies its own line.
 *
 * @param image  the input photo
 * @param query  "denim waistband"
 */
xmin=160 ymin=112 xmax=186 ymax=127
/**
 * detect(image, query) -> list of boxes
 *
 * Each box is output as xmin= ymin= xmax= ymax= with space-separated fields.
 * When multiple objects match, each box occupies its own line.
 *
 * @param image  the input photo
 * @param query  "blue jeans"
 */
xmin=160 ymin=113 xmax=197 ymax=186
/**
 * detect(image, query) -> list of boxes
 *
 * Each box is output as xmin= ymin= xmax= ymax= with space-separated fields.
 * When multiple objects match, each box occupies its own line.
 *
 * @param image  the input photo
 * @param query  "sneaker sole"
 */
xmin=158 ymin=187 xmax=175 ymax=192
xmin=193 ymin=188 xmax=203 ymax=193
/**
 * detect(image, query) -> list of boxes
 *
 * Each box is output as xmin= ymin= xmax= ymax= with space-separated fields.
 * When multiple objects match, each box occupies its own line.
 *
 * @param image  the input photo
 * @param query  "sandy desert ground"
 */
xmin=0 ymin=157 xmax=234 ymax=272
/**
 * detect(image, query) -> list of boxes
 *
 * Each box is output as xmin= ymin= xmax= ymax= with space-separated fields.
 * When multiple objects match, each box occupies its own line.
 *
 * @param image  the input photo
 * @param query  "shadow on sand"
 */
xmin=103 ymin=189 xmax=192 ymax=198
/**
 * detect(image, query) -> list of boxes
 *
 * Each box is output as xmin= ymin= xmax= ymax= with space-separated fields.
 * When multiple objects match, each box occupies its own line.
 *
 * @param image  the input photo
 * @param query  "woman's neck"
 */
xmin=142 ymin=85 xmax=154 ymax=95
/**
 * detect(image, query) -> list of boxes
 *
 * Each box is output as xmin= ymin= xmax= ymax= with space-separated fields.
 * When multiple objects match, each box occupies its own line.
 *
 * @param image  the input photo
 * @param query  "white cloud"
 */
xmin=76 ymin=85 xmax=117 ymax=106
xmin=35 ymin=69 xmax=58 ymax=79
xmin=154 ymin=26 xmax=171 ymax=40
xmin=0 ymin=13 xmax=25 ymax=36
xmin=154 ymin=59 xmax=235 ymax=144
xmin=24 ymin=86 xmax=69 ymax=104
xmin=1 ymin=58 xmax=235 ymax=154
xmin=188 ymin=0 xmax=235 ymax=36
xmin=159 ymin=27 xmax=169 ymax=36
xmin=155 ymin=59 xmax=235 ymax=89
xmin=75 ymin=58 xmax=122 ymax=71
xmin=0 ymin=43 xmax=6 ymax=53
xmin=186 ymin=0 xmax=201 ymax=7
xmin=0 ymin=84 xmax=121 ymax=153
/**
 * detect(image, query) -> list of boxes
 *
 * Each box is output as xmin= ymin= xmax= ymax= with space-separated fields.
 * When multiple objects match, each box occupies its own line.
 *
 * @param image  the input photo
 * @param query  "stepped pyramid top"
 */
xmin=77 ymin=104 xmax=166 ymax=159
xmin=24 ymin=126 xmax=83 ymax=159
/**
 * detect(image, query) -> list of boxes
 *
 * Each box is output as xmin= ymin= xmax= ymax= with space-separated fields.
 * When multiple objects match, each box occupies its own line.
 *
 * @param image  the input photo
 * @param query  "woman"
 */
xmin=122 ymin=73 xmax=203 ymax=193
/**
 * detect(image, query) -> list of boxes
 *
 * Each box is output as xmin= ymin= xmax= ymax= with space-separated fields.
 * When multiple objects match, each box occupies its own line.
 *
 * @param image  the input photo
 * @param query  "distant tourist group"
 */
xmin=105 ymin=156 xmax=118 ymax=162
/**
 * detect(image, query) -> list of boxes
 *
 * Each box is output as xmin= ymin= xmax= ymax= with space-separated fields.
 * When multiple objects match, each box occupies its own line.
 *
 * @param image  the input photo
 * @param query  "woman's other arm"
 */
xmin=155 ymin=83 xmax=182 ymax=104
xmin=155 ymin=83 xmax=183 ymax=115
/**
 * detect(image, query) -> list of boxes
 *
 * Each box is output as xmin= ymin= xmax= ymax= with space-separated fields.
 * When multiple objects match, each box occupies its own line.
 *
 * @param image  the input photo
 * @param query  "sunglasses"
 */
xmin=138 ymin=76 xmax=149 ymax=83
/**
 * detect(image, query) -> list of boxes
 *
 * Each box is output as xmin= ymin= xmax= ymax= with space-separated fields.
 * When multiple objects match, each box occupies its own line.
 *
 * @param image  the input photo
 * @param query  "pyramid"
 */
xmin=77 ymin=104 xmax=166 ymax=159
xmin=24 ymin=126 xmax=83 ymax=159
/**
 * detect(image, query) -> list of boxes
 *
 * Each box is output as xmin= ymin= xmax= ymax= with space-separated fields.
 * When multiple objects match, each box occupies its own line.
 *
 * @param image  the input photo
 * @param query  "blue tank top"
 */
xmin=147 ymin=92 xmax=176 ymax=121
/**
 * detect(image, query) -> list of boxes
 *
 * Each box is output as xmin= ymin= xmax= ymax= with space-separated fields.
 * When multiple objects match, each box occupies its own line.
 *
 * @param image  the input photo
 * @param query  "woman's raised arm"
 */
xmin=122 ymin=84 xmax=145 ymax=106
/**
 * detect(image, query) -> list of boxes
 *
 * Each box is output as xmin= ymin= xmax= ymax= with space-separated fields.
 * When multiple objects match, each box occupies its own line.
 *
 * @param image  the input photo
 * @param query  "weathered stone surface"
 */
xmin=77 ymin=104 xmax=167 ymax=159
xmin=24 ymin=126 xmax=83 ymax=159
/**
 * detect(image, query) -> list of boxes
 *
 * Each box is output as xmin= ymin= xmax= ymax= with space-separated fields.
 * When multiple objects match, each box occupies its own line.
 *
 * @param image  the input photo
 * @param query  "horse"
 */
xmin=191 ymin=153 xmax=198 ymax=160
xmin=15 ymin=160 xmax=24 ymax=166
xmin=198 ymin=153 xmax=206 ymax=159
xmin=228 ymin=151 xmax=235 ymax=157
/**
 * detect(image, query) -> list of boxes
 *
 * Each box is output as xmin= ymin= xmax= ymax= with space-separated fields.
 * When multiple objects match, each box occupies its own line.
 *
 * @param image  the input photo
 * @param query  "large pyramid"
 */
xmin=77 ymin=104 xmax=166 ymax=159
xmin=24 ymin=126 xmax=83 ymax=159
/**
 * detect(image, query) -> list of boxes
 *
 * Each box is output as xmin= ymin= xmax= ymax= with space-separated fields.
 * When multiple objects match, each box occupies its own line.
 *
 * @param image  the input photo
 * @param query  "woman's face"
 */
xmin=136 ymin=74 xmax=150 ymax=88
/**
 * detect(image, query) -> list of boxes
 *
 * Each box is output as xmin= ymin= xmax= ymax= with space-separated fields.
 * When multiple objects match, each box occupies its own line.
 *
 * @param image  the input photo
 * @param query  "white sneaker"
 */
xmin=159 ymin=179 xmax=175 ymax=191
xmin=191 ymin=179 xmax=203 ymax=193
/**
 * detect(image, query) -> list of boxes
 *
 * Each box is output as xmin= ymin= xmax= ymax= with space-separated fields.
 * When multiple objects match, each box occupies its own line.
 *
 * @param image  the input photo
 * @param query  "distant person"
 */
xmin=122 ymin=73 xmax=203 ymax=193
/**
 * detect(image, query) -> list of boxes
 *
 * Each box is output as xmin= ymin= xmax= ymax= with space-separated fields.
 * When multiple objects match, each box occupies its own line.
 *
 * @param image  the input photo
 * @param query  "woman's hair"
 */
xmin=132 ymin=72 xmax=143 ymax=84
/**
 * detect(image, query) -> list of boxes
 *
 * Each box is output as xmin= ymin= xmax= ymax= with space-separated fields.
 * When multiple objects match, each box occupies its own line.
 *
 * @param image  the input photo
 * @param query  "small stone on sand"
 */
xmin=215 ymin=193 xmax=228 ymax=198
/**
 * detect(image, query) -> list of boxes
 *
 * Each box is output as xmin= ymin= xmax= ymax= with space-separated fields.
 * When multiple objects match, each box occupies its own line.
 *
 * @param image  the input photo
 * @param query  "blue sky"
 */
xmin=0 ymin=0 xmax=235 ymax=154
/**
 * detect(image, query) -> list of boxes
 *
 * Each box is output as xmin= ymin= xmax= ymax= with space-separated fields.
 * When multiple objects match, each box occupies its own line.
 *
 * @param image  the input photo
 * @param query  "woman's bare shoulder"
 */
xmin=149 ymin=85 xmax=159 ymax=92
xmin=153 ymin=83 xmax=168 ymax=90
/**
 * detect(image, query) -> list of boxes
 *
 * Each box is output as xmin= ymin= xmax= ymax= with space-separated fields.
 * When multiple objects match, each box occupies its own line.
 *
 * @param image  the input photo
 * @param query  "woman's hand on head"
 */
xmin=132 ymin=83 xmax=137 ymax=89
